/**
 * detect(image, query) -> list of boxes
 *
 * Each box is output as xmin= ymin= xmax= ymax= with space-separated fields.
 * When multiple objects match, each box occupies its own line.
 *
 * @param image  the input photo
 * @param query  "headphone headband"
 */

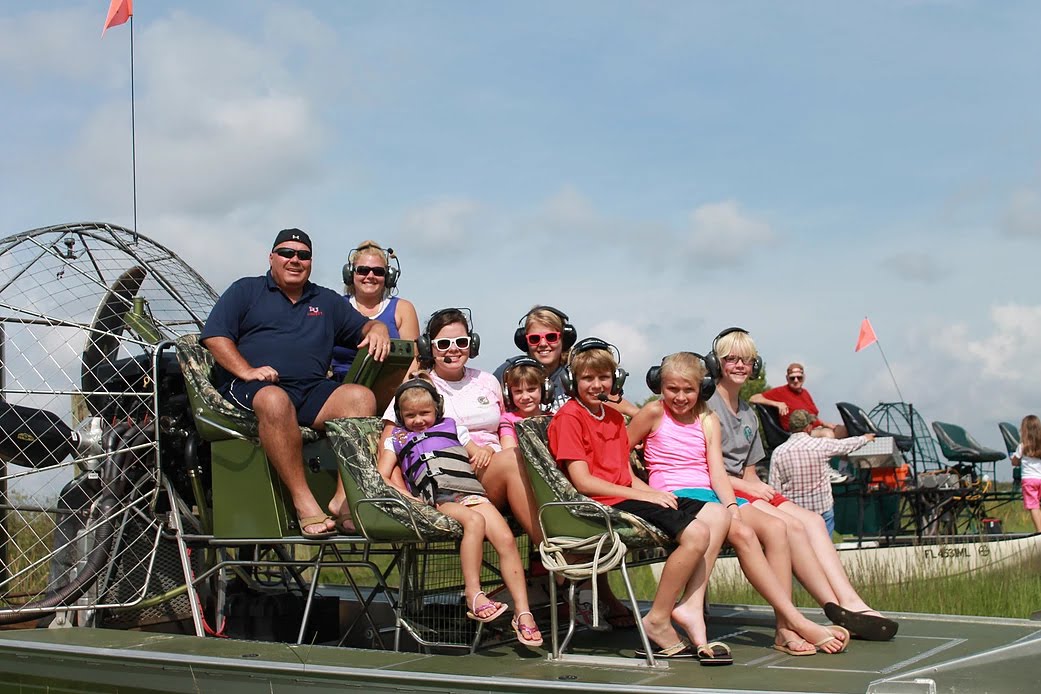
xmin=705 ymin=326 xmax=762 ymax=380
xmin=501 ymin=356 xmax=551 ymax=411
xmin=514 ymin=305 xmax=578 ymax=352
xmin=560 ymin=336 xmax=627 ymax=398
xmin=392 ymin=377 xmax=444 ymax=423
xmin=646 ymin=351 xmax=716 ymax=401
xmin=343 ymin=242 xmax=401 ymax=291
xmin=417 ymin=307 xmax=480 ymax=363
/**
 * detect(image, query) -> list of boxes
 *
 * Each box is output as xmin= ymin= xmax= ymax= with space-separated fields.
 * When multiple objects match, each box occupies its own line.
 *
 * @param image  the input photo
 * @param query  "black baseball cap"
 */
xmin=272 ymin=228 xmax=312 ymax=250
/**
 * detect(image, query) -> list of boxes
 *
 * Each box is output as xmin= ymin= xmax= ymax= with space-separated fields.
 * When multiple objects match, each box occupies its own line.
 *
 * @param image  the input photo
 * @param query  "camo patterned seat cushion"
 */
xmin=325 ymin=417 xmax=462 ymax=540
xmin=515 ymin=416 xmax=671 ymax=550
xmin=175 ymin=333 xmax=321 ymax=443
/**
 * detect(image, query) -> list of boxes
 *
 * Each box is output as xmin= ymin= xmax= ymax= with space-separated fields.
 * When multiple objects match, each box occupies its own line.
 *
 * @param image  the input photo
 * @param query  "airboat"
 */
xmin=1 ymin=222 xmax=1039 ymax=694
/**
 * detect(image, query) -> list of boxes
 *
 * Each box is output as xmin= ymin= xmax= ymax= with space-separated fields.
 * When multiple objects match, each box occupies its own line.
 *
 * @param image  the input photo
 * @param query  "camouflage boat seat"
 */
xmin=175 ymin=333 xmax=329 ymax=538
xmin=175 ymin=333 xmax=321 ymax=443
xmin=515 ymin=416 xmax=670 ymax=664
xmin=327 ymin=417 xmax=496 ymax=652
xmin=326 ymin=417 xmax=462 ymax=542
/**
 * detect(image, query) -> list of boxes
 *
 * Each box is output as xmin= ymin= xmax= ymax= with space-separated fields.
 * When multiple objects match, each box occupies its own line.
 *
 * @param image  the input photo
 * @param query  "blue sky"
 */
xmin=2 ymin=1 xmax=1039 ymax=478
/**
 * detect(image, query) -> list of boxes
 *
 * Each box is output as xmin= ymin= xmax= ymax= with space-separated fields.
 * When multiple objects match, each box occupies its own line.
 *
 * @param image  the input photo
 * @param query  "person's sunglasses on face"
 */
xmin=273 ymin=248 xmax=312 ymax=261
xmin=526 ymin=331 xmax=561 ymax=346
xmin=354 ymin=265 xmax=386 ymax=277
xmin=433 ymin=336 xmax=471 ymax=351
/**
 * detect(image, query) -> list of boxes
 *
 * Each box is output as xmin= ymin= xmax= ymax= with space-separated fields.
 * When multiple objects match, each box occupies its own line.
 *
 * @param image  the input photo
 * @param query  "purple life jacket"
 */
xmin=392 ymin=418 xmax=485 ymax=503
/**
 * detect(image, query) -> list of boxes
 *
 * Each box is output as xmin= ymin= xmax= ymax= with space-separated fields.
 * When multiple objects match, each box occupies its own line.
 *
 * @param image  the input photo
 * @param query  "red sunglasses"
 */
xmin=526 ymin=331 xmax=561 ymax=347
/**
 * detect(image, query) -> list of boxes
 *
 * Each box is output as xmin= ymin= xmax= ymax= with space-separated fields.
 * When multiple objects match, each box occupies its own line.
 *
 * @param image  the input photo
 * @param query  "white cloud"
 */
xmin=68 ymin=10 xmax=329 ymax=217
xmin=683 ymin=200 xmax=776 ymax=265
xmin=933 ymin=304 xmax=1041 ymax=381
xmin=588 ymin=319 xmax=653 ymax=376
xmin=1000 ymin=188 xmax=1041 ymax=239
xmin=400 ymin=197 xmax=484 ymax=250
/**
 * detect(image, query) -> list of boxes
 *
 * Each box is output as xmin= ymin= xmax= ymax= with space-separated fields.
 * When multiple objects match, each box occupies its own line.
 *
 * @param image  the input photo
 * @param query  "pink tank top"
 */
xmin=644 ymin=408 xmax=710 ymax=492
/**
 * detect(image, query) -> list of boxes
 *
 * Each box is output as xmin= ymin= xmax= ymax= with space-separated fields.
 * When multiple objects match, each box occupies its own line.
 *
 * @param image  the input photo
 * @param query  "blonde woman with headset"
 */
xmin=331 ymin=240 xmax=420 ymax=379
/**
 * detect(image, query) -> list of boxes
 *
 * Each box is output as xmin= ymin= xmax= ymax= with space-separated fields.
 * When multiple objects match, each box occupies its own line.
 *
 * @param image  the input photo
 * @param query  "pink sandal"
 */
xmin=511 ymin=611 xmax=544 ymax=648
xmin=466 ymin=591 xmax=507 ymax=623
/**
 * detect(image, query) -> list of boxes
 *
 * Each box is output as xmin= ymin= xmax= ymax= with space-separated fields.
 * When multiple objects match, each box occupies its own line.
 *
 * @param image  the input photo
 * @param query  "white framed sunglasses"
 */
xmin=433 ymin=336 xmax=471 ymax=351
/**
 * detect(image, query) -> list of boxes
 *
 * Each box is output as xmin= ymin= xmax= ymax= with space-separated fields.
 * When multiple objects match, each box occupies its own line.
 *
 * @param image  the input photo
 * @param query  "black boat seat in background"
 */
xmin=836 ymin=402 xmax=914 ymax=452
xmin=998 ymin=421 xmax=1022 ymax=485
xmin=931 ymin=421 xmax=1004 ymax=464
xmin=752 ymin=402 xmax=790 ymax=456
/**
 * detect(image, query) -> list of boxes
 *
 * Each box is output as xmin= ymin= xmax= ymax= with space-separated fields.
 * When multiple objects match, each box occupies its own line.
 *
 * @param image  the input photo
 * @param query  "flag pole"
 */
xmin=875 ymin=341 xmax=904 ymax=404
xmin=856 ymin=317 xmax=905 ymax=403
xmin=129 ymin=15 xmax=138 ymax=243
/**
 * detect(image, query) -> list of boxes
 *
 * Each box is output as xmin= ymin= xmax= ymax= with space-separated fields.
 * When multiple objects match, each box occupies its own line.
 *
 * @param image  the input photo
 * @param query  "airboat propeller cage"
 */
xmin=0 ymin=223 xmax=216 ymax=624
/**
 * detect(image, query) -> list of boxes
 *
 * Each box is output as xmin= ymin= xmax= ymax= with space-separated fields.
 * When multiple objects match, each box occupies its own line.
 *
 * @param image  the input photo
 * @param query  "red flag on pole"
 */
xmin=102 ymin=0 xmax=133 ymax=36
xmin=855 ymin=317 xmax=878 ymax=352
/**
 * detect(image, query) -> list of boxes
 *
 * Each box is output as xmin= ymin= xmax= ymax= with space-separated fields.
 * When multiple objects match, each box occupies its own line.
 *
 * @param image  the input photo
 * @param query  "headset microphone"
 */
xmin=597 ymin=393 xmax=623 ymax=403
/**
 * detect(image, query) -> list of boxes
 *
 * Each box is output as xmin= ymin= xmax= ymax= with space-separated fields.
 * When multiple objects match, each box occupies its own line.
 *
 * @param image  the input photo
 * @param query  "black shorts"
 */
xmin=219 ymin=378 xmax=341 ymax=427
xmin=613 ymin=497 xmax=708 ymax=539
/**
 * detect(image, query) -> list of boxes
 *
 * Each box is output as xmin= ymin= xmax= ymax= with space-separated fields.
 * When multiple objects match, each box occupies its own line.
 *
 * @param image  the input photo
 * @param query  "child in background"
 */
xmin=1011 ymin=414 xmax=1041 ymax=533
xmin=629 ymin=353 xmax=849 ymax=655
xmin=548 ymin=339 xmax=732 ymax=663
xmin=378 ymin=374 xmax=543 ymax=646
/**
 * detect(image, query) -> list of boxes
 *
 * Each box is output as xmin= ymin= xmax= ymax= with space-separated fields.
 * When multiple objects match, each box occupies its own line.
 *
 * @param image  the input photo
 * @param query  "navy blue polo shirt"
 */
xmin=202 ymin=272 xmax=367 ymax=387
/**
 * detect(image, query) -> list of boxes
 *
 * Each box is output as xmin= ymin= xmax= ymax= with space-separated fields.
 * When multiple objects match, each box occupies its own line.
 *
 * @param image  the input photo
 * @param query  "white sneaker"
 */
xmin=828 ymin=470 xmax=851 ymax=484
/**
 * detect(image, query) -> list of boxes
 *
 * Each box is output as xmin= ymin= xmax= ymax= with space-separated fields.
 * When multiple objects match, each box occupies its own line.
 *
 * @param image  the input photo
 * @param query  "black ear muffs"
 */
xmin=560 ymin=337 xmax=628 ymax=397
xmin=392 ymin=378 xmax=444 ymax=424
xmin=417 ymin=308 xmax=480 ymax=363
xmin=705 ymin=327 xmax=762 ymax=381
xmin=501 ymin=356 xmax=551 ymax=410
xmin=343 ymin=245 xmax=402 ymax=289
xmin=512 ymin=305 xmax=578 ymax=352
xmin=646 ymin=352 xmax=716 ymax=401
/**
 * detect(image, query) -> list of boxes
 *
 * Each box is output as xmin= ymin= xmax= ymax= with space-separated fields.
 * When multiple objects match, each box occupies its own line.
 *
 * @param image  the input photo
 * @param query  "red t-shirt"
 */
xmin=548 ymin=399 xmax=632 ymax=506
xmin=761 ymin=385 xmax=821 ymax=431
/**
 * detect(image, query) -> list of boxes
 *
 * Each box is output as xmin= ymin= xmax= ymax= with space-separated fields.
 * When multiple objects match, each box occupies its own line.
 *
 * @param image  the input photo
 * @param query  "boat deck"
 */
xmin=2 ymin=604 xmax=1038 ymax=693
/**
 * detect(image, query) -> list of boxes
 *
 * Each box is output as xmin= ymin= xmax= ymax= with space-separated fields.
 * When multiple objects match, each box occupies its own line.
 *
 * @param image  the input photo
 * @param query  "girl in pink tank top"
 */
xmin=628 ymin=353 xmax=743 ymax=510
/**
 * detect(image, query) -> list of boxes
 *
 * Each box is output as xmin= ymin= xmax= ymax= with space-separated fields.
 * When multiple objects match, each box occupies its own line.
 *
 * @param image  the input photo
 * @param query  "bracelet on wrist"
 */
xmin=726 ymin=502 xmax=739 ymax=509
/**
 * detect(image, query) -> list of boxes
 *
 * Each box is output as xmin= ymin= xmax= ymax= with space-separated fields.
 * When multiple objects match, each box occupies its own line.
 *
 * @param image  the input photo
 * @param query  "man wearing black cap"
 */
xmin=202 ymin=228 xmax=390 ymax=537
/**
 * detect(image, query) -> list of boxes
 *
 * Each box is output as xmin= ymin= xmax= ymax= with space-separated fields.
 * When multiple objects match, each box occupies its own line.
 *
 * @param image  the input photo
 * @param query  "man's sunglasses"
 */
xmin=354 ymin=265 xmax=386 ymax=277
xmin=273 ymin=248 xmax=312 ymax=261
xmin=787 ymin=374 xmax=804 ymax=382
xmin=526 ymin=331 xmax=561 ymax=347
xmin=433 ymin=336 xmax=471 ymax=351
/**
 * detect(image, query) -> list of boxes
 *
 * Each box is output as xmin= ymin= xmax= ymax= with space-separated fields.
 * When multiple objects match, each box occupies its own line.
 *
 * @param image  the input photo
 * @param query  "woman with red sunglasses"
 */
xmin=331 ymin=240 xmax=419 ymax=380
xmin=495 ymin=306 xmax=638 ymax=416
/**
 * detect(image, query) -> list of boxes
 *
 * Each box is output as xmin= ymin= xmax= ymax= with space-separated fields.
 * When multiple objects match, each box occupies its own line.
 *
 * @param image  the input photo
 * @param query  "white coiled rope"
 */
xmin=539 ymin=532 xmax=628 ymax=629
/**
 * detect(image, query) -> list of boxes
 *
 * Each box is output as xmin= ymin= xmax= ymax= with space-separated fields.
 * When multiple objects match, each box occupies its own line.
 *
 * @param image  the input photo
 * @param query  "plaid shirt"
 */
xmin=768 ymin=433 xmax=870 ymax=513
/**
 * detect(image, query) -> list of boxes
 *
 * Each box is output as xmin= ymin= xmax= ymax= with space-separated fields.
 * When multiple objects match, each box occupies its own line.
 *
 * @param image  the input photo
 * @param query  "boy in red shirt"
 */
xmin=548 ymin=339 xmax=732 ymax=663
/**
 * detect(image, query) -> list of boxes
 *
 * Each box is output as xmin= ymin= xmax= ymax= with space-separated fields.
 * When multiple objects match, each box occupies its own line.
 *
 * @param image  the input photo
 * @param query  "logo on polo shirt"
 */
xmin=308 ymin=306 xmax=323 ymax=317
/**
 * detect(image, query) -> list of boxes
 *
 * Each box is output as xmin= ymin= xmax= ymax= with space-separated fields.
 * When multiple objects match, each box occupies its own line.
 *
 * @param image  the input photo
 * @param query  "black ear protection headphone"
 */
xmin=392 ymin=377 xmax=444 ymax=424
xmin=646 ymin=352 xmax=716 ymax=402
xmin=501 ymin=357 xmax=551 ymax=410
xmin=560 ymin=337 xmax=628 ymax=398
xmin=704 ymin=327 xmax=763 ymax=380
xmin=342 ymin=244 xmax=401 ymax=290
xmin=416 ymin=307 xmax=481 ymax=363
xmin=513 ymin=305 xmax=578 ymax=352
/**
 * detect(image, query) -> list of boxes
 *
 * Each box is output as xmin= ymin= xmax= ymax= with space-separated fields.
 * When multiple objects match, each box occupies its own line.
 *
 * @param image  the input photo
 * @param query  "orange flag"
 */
xmin=102 ymin=0 xmax=133 ymax=36
xmin=855 ymin=317 xmax=878 ymax=352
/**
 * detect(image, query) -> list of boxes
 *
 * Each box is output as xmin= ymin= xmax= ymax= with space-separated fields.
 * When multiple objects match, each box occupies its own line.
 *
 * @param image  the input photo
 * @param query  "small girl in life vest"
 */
xmin=377 ymin=373 xmax=543 ymax=647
